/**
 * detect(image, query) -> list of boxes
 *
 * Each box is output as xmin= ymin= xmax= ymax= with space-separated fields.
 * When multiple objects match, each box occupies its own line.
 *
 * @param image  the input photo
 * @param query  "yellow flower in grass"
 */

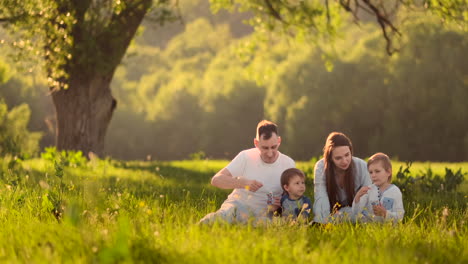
xmin=324 ymin=223 xmax=334 ymax=231
xmin=139 ymin=201 xmax=146 ymax=208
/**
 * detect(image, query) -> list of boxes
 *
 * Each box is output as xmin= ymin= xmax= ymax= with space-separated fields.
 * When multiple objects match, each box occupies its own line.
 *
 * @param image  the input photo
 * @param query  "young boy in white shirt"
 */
xmin=352 ymin=153 xmax=405 ymax=223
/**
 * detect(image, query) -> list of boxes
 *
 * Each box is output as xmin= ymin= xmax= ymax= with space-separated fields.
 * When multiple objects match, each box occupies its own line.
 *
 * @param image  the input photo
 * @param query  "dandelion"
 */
xmin=139 ymin=201 xmax=146 ymax=208
xmin=441 ymin=207 xmax=449 ymax=225
xmin=146 ymin=209 xmax=152 ymax=215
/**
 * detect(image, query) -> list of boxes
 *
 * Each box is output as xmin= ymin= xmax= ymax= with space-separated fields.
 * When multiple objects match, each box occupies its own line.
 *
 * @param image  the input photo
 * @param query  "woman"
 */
xmin=313 ymin=132 xmax=371 ymax=223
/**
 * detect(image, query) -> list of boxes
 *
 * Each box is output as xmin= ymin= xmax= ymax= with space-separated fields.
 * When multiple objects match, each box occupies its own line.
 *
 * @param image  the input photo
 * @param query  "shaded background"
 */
xmin=0 ymin=0 xmax=467 ymax=161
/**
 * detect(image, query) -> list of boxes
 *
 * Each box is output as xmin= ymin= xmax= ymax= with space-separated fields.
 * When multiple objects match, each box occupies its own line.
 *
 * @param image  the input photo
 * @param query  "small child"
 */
xmin=352 ymin=153 xmax=405 ymax=223
xmin=279 ymin=168 xmax=312 ymax=220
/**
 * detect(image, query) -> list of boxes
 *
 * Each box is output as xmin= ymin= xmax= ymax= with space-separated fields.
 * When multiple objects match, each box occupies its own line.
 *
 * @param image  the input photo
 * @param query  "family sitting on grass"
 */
xmin=199 ymin=120 xmax=405 ymax=225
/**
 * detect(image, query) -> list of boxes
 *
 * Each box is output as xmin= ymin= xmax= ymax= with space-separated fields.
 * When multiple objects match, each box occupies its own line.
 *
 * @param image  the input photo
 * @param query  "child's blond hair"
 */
xmin=367 ymin=152 xmax=393 ymax=182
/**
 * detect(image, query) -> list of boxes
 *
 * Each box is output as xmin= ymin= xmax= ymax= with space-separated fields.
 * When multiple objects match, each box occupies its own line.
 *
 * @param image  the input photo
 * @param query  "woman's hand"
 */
xmin=354 ymin=186 xmax=370 ymax=203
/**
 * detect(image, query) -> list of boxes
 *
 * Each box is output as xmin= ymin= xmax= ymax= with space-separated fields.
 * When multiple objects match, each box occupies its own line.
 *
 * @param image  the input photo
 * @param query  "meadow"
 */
xmin=0 ymin=153 xmax=466 ymax=263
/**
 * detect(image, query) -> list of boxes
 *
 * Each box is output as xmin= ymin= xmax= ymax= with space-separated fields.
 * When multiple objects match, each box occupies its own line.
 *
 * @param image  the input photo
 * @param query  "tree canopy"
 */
xmin=211 ymin=0 xmax=467 ymax=54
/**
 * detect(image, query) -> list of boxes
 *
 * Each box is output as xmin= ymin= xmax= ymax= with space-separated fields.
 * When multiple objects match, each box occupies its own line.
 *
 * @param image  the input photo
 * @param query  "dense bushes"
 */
xmin=0 ymin=100 xmax=42 ymax=157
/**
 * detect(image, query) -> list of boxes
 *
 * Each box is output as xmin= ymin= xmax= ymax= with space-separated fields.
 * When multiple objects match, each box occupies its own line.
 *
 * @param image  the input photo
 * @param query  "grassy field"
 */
xmin=0 ymin=155 xmax=466 ymax=263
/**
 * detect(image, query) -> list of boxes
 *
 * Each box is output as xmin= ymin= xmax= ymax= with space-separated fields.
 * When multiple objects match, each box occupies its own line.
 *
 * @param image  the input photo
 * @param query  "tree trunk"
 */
xmin=51 ymin=74 xmax=116 ymax=157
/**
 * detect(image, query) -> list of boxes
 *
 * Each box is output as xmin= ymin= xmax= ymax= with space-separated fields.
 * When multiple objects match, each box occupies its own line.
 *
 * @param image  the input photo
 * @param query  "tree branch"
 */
xmin=264 ymin=0 xmax=284 ymax=22
xmin=0 ymin=14 xmax=28 ymax=23
xmin=361 ymin=0 xmax=401 ymax=54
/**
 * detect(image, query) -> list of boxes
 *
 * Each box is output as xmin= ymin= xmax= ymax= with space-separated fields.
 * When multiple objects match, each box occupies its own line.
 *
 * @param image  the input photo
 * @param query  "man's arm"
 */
xmin=211 ymin=168 xmax=263 ymax=192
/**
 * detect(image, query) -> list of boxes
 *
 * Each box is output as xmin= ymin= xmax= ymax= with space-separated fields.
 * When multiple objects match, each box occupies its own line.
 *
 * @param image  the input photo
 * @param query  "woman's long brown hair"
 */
xmin=323 ymin=132 xmax=356 ymax=211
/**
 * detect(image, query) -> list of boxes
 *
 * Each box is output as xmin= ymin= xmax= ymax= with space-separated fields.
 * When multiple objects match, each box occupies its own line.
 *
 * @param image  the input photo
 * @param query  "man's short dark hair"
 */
xmin=256 ymin=120 xmax=278 ymax=140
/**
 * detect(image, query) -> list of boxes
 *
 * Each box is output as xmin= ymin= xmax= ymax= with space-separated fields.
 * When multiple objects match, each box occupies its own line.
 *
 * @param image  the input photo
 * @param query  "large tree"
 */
xmin=0 ymin=0 xmax=176 ymax=156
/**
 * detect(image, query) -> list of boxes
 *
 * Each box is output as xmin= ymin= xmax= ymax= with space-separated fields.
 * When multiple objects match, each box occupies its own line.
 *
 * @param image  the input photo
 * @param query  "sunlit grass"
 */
xmin=0 ymin=158 xmax=466 ymax=263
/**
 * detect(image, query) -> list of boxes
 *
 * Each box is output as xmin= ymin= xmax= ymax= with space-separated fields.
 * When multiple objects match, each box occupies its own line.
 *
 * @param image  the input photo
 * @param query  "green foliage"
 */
xmin=189 ymin=151 xmax=206 ymax=160
xmin=211 ymin=0 xmax=467 ymax=54
xmin=0 ymin=99 xmax=41 ymax=157
xmin=41 ymin=146 xmax=87 ymax=168
xmin=0 ymin=0 xmax=179 ymax=89
xmin=394 ymin=162 xmax=467 ymax=206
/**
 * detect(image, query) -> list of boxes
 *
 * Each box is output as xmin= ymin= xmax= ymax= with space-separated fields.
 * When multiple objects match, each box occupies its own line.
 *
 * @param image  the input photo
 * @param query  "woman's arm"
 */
xmin=313 ymin=160 xmax=330 ymax=223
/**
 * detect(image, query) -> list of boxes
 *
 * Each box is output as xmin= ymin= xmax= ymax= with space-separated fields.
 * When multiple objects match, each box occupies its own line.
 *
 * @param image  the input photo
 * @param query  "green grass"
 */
xmin=0 ymin=157 xmax=466 ymax=263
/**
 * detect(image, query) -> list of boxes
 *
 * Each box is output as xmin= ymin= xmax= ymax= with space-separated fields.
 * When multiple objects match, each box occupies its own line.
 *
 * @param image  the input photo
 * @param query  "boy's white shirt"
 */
xmin=352 ymin=184 xmax=405 ymax=223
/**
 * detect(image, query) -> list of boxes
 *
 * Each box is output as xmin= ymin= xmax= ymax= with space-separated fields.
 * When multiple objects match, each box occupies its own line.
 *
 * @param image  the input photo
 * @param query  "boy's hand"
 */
xmin=354 ymin=186 xmax=370 ymax=203
xmin=373 ymin=204 xmax=387 ymax=217
xmin=268 ymin=204 xmax=280 ymax=213
xmin=272 ymin=196 xmax=281 ymax=207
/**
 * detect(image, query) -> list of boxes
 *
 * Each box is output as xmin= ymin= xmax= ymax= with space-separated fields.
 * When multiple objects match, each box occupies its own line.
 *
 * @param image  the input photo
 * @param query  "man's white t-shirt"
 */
xmin=221 ymin=148 xmax=295 ymax=216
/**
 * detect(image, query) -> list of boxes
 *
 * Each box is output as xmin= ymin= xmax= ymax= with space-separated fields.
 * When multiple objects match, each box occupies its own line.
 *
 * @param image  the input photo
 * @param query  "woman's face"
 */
xmin=331 ymin=146 xmax=352 ymax=171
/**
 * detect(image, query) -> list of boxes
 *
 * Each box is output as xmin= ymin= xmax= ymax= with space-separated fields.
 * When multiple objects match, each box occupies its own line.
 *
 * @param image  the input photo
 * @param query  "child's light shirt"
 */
xmin=352 ymin=184 xmax=405 ymax=223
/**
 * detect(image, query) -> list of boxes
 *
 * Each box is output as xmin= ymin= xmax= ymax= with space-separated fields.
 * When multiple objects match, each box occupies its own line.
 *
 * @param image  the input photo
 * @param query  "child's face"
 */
xmin=284 ymin=175 xmax=306 ymax=200
xmin=368 ymin=161 xmax=391 ymax=188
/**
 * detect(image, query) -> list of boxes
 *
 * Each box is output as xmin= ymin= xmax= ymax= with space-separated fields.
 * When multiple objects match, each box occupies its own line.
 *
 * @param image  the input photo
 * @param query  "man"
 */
xmin=199 ymin=120 xmax=295 ymax=224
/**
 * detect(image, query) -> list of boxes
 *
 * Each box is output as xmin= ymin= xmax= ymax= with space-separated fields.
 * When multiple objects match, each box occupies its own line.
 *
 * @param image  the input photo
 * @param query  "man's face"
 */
xmin=254 ymin=133 xmax=281 ymax=164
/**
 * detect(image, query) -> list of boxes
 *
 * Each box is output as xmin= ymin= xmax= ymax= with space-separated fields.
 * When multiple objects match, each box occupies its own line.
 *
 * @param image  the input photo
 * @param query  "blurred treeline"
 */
xmin=0 ymin=0 xmax=466 ymax=161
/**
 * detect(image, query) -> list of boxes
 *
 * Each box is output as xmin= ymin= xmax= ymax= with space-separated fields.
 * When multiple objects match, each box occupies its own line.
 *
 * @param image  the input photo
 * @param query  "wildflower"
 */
xmin=159 ymin=194 xmax=164 ymax=198
xmin=92 ymin=246 xmax=98 ymax=253
xmin=146 ymin=209 xmax=152 ymax=215
xmin=39 ymin=180 xmax=50 ymax=189
xmin=139 ymin=201 xmax=146 ymax=208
